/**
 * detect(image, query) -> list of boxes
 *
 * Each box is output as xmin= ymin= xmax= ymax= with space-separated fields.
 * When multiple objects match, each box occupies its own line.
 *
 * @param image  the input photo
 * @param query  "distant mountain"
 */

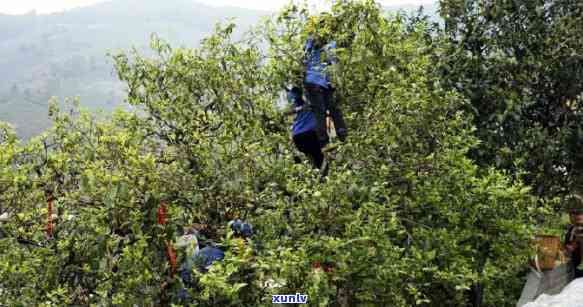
xmin=0 ymin=0 xmax=439 ymax=140
xmin=0 ymin=0 xmax=267 ymax=139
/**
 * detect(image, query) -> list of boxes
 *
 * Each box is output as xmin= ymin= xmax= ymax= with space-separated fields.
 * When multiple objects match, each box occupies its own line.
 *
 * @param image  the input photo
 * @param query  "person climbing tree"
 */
xmin=303 ymin=13 xmax=347 ymax=148
xmin=284 ymin=86 xmax=325 ymax=170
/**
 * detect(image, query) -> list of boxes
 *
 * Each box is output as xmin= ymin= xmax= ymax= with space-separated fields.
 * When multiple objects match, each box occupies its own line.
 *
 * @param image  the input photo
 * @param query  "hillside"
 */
xmin=0 ymin=0 xmax=266 ymax=139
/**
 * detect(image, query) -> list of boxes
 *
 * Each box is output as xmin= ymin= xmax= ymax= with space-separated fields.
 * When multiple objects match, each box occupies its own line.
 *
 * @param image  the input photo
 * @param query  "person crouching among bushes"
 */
xmin=176 ymin=220 xmax=254 ymax=302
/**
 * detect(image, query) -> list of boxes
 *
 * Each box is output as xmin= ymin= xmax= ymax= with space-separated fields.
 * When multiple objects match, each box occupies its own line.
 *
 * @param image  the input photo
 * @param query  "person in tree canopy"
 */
xmin=303 ymin=13 xmax=348 ymax=148
xmin=177 ymin=220 xmax=254 ymax=302
xmin=284 ymin=86 xmax=325 ymax=170
xmin=564 ymin=193 xmax=583 ymax=278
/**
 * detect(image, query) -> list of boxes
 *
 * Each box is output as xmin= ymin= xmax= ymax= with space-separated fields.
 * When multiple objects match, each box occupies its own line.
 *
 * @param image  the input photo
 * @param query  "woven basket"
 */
xmin=535 ymin=235 xmax=561 ymax=271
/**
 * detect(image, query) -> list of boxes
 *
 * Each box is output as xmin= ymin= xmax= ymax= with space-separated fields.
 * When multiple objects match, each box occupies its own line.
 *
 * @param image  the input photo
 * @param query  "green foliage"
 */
xmin=438 ymin=0 xmax=583 ymax=196
xmin=0 ymin=1 xmax=559 ymax=306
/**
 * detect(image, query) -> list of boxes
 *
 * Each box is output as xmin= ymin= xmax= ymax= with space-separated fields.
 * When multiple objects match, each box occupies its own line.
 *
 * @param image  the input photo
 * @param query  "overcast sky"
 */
xmin=0 ymin=0 xmax=435 ymax=15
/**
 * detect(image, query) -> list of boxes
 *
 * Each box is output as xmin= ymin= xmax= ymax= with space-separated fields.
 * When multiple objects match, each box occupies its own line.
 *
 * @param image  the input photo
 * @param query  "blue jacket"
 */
xmin=304 ymin=38 xmax=337 ymax=89
xmin=229 ymin=219 xmax=253 ymax=238
xmin=287 ymin=90 xmax=316 ymax=136
xmin=178 ymin=246 xmax=225 ymax=301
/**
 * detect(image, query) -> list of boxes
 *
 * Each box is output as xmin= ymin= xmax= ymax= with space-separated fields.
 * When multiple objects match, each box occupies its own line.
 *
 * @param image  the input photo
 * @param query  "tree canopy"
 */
xmin=1 ymin=0 xmax=579 ymax=306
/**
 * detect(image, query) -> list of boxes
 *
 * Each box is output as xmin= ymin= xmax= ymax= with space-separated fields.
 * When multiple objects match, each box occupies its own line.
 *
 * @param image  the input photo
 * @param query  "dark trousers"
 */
xmin=304 ymin=83 xmax=347 ymax=147
xmin=293 ymin=130 xmax=324 ymax=169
